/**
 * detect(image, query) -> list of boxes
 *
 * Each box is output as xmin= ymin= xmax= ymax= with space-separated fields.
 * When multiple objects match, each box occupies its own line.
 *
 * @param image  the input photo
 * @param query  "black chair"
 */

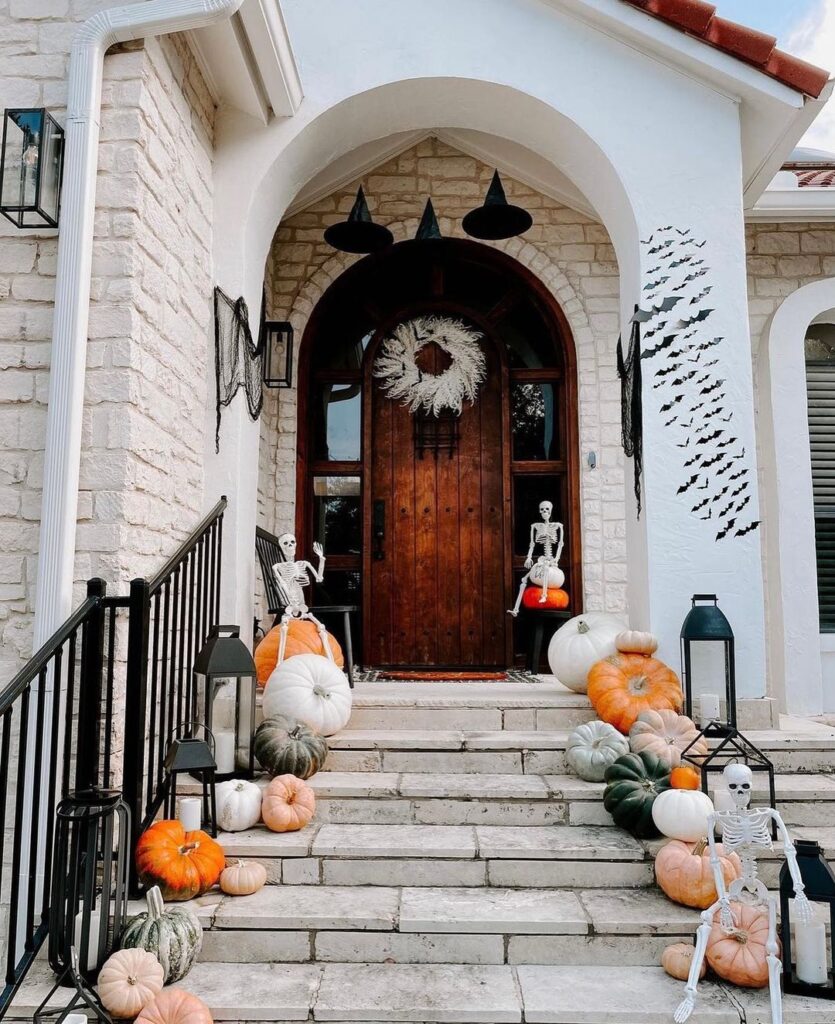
xmin=523 ymin=607 xmax=572 ymax=673
xmin=255 ymin=526 xmax=357 ymax=686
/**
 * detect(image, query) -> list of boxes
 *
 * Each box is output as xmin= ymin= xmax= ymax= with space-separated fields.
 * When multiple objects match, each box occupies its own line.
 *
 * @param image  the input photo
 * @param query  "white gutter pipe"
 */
xmin=33 ymin=0 xmax=245 ymax=648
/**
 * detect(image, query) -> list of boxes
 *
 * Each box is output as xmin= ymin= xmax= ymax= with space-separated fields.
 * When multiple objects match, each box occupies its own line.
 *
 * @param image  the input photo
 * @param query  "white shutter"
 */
xmin=806 ymin=362 xmax=835 ymax=630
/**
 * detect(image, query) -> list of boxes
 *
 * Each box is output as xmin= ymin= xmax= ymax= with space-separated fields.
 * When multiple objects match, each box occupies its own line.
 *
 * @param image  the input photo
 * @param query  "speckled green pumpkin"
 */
xmin=120 ymin=885 xmax=202 ymax=982
xmin=603 ymin=750 xmax=672 ymax=839
xmin=253 ymin=714 xmax=329 ymax=780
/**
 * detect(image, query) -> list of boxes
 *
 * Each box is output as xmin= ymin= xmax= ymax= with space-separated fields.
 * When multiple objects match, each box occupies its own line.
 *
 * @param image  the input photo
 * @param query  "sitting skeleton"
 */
xmin=272 ymin=534 xmax=334 ymax=665
xmin=508 ymin=500 xmax=565 ymax=616
xmin=673 ymin=763 xmax=812 ymax=1024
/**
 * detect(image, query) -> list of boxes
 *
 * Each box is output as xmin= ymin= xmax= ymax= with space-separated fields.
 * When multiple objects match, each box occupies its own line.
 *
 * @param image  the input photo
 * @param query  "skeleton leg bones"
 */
xmin=277 ymin=614 xmax=291 ymax=666
xmin=307 ymin=612 xmax=335 ymax=662
xmin=508 ymin=572 xmax=531 ymax=617
xmin=673 ymin=902 xmax=721 ymax=1024
xmin=766 ymin=896 xmax=782 ymax=1024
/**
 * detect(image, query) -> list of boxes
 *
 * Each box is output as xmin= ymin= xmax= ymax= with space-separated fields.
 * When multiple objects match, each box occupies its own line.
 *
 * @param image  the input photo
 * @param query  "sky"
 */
xmin=715 ymin=0 xmax=835 ymax=153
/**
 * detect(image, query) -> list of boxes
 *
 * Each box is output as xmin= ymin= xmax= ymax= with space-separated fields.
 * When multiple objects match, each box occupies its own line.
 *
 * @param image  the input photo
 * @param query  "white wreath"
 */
xmin=373 ymin=316 xmax=487 ymax=416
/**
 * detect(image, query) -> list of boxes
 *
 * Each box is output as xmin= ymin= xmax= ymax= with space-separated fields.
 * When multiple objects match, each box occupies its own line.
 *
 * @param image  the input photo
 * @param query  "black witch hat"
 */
xmin=462 ymin=170 xmax=532 ymax=241
xmin=324 ymin=186 xmax=394 ymax=254
xmin=415 ymin=198 xmax=442 ymax=240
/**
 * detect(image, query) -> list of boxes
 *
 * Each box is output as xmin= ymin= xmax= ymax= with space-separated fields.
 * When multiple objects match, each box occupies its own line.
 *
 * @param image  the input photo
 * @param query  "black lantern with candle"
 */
xmin=780 ymin=839 xmax=835 ymax=999
xmin=0 ymin=108 xmax=63 ymax=228
xmin=680 ymin=594 xmax=737 ymax=735
xmin=158 ymin=726 xmax=219 ymax=836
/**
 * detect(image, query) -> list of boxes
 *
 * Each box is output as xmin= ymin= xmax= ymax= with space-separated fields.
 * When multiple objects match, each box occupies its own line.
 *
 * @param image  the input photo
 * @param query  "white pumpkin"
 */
xmin=529 ymin=563 xmax=565 ymax=589
xmin=566 ymin=719 xmax=630 ymax=782
xmin=652 ymin=788 xmax=715 ymax=842
xmin=547 ymin=612 xmax=623 ymax=693
xmin=215 ymin=778 xmax=262 ymax=832
xmin=263 ymin=654 xmax=352 ymax=736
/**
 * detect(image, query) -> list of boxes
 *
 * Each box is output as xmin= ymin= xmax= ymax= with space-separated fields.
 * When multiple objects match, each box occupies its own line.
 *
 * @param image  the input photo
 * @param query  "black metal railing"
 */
xmin=0 ymin=496 xmax=227 ymax=1015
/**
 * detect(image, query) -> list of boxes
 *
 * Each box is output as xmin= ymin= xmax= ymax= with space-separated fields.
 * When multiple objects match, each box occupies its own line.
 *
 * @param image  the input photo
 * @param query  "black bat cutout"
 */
xmin=654 ymin=362 xmax=684 ymax=379
xmin=718 ymin=498 xmax=736 ymax=518
xmin=715 ymin=518 xmax=738 ymax=541
xmin=716 ymin=460 xmax=737 ymax=478
xmin=676 ymin=309 xmax=715 ymax=328
xmin=661 ymin=395 xmax=685 ymax=413
xmin=697 ymin=479 xmax=709 ymax=490
xmin=728 ymin=471 xmax=747 ymax=484
xmin=696 ymin=430 xmax=724 ymax=446
xmin=675 ymin=228 xmax=691 ymax=236
xmin=700 ymin=452 xmax=728 ymax=469
xmin=699 ymin=511 xmax=713 ymax=521
xmin=642 ymin=334 xmax=680 ymax=359
xmin=644 ymin=276 xmax=670 ymax=291
xmin=695 ymin=240 xmax=707 ymax=248
xmin=716 ymin=437 xmax=737 ymax=449
xmin=735 ymin=521 xmax=760 ymax=538
xmin=698 ymin=380 xmax=725 ymax=396
xmin=677 ymin=475 xmax=700 ymax=494
xmin=648 ymin=239 xmax=675 ymax=254
xmin=678 ymin=439 xmax=690 ymax=449
xmin=692 ymin=496 xmax=710 ymax=513
xmin=680 ymin=418 xmax=693 ymax=429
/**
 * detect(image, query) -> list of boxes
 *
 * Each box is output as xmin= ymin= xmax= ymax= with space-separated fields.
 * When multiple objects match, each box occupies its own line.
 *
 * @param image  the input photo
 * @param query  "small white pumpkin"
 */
xmin=547 ymin=612 xmax=623 ymax=693
xmin=615 ymin=629 xmax=658 ymax=656
xmin=215 ymin=778 xmax=262 ymax=832
xmin=263 ymin=654 xmax=352 ymax=736
xmin=529 ymin=563 xmax=565 ymax=589
xmin=652 ymin=788 xmax=715 ymax=842
xmin=220 ymin=858 xmax=267 ymax=896
xmin=566 ymin=719 xmax=630 ymax=781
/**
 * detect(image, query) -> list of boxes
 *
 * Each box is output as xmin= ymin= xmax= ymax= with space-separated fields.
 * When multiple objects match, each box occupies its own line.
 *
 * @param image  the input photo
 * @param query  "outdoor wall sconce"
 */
xmin=462 ymin=170 xmax=532 ymax=241
xmin=324 ymin=185 xmax=393 ymax=254
xmin=0 ymin=108 xmax=63 ymax=228
xmin=261 ymin=318 xmax=294 ymax=388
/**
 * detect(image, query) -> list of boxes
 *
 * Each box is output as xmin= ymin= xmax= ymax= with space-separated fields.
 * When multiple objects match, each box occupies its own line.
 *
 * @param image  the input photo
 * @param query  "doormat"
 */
xmin=378 ymin=670 xmax=510 ymax=681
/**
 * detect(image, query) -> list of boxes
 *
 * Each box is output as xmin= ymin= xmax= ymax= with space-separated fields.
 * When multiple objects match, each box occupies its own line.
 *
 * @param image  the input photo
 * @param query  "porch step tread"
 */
xmin=348 ymin=681 xmax=586 ymax=709
xmin=14 ymin=962 xmax=830 ymax=1021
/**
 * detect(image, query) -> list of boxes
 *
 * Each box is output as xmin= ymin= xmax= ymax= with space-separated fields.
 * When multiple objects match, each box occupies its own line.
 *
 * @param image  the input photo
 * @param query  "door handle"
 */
xmin=373 ymin=499 xmax=385 ymax=561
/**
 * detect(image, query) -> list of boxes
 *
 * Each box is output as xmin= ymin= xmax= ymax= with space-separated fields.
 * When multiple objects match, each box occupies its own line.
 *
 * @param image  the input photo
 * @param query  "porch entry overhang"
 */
xmin=294 ymin=238 xmax=580 ymax=671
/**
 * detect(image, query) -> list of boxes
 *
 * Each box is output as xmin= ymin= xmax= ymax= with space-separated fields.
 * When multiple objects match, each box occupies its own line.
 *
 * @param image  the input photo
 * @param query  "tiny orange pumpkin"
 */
xmin=670 ymin=765 xmax=701 ymax=790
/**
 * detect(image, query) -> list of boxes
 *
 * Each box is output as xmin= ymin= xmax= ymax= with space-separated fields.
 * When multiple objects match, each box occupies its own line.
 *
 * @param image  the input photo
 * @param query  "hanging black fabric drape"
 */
xmin=617 ymin=315 xmax=643 ymax=516
xmin=213 ymin=287 xmax=263 ymax=452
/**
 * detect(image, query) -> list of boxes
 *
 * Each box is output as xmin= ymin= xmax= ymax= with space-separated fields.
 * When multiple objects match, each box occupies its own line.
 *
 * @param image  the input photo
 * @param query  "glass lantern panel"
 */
xmin=686 ymin=640 xmax=729 ymax=724
xmin=2 ymin=110 xmax=42 ymax=210
xmin=313 ymin=476 xmax=361 ymax=554
xmin=40 ymin=113 xmax=61 ymax=224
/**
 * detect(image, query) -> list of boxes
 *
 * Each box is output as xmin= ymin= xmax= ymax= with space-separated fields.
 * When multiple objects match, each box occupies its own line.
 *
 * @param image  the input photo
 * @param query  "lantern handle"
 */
xmin=170 ymin=720 xmax=216 ymax=757
xmin=207 ymin=624 xmax=241 ymax=638
xmin=691 ymin=594 xmax=718 ymax=605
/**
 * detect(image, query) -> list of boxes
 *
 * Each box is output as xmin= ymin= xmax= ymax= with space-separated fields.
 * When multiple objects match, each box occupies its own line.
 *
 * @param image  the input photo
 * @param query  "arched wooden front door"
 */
xmin=296 ymin=238 xmax=580 ymax=670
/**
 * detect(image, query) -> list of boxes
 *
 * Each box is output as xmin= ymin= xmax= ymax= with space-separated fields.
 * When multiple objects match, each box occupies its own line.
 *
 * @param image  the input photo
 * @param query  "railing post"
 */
xmin=123 ymin=577 xmax=150 ymax=888
xmin=76 ymin=578 xmax=106 ymax=790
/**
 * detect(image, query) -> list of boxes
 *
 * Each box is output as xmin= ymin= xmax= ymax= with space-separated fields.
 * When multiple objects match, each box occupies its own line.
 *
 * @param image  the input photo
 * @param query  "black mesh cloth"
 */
xmin=214 ymin=287 xmax=263 ymax=452
xmin=617 ymin=316 xmax=643 ymax=517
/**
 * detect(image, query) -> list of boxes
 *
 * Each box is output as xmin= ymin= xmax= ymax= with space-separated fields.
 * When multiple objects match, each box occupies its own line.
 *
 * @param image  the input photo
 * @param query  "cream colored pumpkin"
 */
xmin=628 ymin=709 xmax=707 ymax=768
xmin=651 ymin=788 xmax=715 ymax=842
xmin=215 ymin=778 xmax=262 ymax=832
xmin=263 ymin=654 xmax=352 ymax=736
xmin=616 ymin=630 xmax=658 ymax=655
xmin=547 ymin=613 xmax=623 ymax=693
xmin=220 ymin=858 xmax=267 ymax=895
xmin=97 ymin=947 xmax=165 ymax=1019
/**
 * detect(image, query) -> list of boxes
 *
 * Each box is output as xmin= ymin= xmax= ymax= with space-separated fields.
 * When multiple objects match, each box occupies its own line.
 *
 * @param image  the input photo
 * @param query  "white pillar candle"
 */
xmin=179 ymin=796 xmax=202 ymax=833
xmin=73 ymin=907 xmax=101 ymax=971
xmin=64 ymin=1015 xmax=87 ymax=1024
xmin=712 ymin=789 xmax=736 ymax=813
xmin=698 ymin=693 xmax=721 ymax=724
xmin=795 ymin=918 xmax=829 ymax=985
xmin=215 ymin=731 xmax=235 ymax=774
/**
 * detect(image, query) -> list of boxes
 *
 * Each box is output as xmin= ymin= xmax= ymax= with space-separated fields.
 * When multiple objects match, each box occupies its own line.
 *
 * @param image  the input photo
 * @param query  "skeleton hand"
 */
xmin=793 ymin=892 xmax=813 ymax=926
xmin=313 ymin=542 xmax=324 ymax=559
xmin=719 ymin=899 xmax=735 ymax=933
xmin=673 ymin=994 xmax=695 ymax=1024
xmin=524 ymin=558 xmax=533 ymax=569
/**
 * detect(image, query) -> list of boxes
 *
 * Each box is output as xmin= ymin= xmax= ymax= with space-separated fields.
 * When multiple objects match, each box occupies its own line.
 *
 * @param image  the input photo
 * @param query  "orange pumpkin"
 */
xmin=261 ymin=774 xmax=316 ymax=833
xmin=706 ymin=902 xmax=777 ymax=988
xmin=670 ymin=765 xmax=701 ymax=790
xmin=587 ymin=652 xmax=683 ymax=733
xmin=135 ymin=820 xmax=225 ymax=902
xmin=522 ymin=587 xmax=569 ymax=611
xmin=255 ymin=622 xmax=344 ymax=686
xmin=661 ymin=942 xmax=706 ymax=982
xmin=136 ymin=988 xmax=213 ymax=1024
xmin=655 ymin=838 xmax=742 ymax=910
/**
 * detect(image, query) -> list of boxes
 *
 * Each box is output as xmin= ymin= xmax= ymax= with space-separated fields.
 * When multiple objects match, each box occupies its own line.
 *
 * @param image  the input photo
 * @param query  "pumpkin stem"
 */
xmin=692 ymin=838 xmax=708 ymax=857
xmin=146 ymin=885 xmax=165 ymax=921
xmin=577 ymin=620 xmax=590 ymax=634
xmin=179 ymin=841 xmax=199 ymax=855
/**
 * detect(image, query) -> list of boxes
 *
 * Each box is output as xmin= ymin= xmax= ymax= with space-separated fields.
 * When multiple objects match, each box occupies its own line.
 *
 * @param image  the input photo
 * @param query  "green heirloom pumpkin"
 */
xmin=120 ymin=885 xmax=202 ymax=983
xmin=253 ymin=714 xmax=329 ymax=780
xmin=603 ymin=750 xmax=672 ymax=839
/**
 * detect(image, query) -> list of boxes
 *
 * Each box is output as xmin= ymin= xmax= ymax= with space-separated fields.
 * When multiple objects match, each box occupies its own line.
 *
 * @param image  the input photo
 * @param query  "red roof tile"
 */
xmin=796 ymin=169 xmax=835 ymax=188
xmin=622 ymin=0 xmax=830 ymax=98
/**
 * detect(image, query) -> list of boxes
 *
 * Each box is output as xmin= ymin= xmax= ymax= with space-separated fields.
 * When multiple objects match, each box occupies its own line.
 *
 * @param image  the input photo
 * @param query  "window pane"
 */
xmin=314 ymin=570 xmax=361 ymax=607
xmin=512 ymin=383 xmax=558 ymax=460
xmin=500 ymin=299 xmax=560 ymax=368
xmin=313 ymin=383 xmax=361 ymax=461
xmin=513 ymin=475 xmax=567 ymax=558
xmin=312 ymin=476 xmax=361 ymax=555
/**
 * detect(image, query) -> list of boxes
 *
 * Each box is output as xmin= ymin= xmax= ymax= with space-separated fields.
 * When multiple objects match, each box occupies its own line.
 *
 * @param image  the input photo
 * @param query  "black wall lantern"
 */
xmin=681 ymin=594 xmax=737 ymax=734
xmin=261 ymin=319 xmax=294 ymax=389
xmin=1 ymin=108 xmax=63 ymax=228
xmin=780 ymin=839 xmax=835 ymax=998
xmin=194 ymin=625 xmax=257 ymax=781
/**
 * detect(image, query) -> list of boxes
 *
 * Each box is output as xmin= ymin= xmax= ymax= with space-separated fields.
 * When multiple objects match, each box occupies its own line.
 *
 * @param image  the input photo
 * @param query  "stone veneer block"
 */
xmin=323 ymin=858 xmax=487 ymax=887
xmin=170 ymin=963 xmax=322 ymax=1020
xmin=330 ymin=730 xmax=465 ymax=750
xmin=308 ymin=772 xmax=402 ymax=797
xmin=218 ymin=827 xmax=316 ymax=858
xmin=323 ymin=750 xmax=384 ymax=772
xmin=399 ymin=886 xmax=588 ymax=934
xmin=411 ymin=798 xmax=567 ymax=826
xmin=578 ymin=888 xmax=700 ymax=934
xmin=213 ymin=885 xmax=399 ymax=930
xmin=464 ymin=731 xmax=569 ymax=750
xmin=487 ymin=859 xmax=654 ymax=889
xmin=398 ymin=773 xmax=550 ymax=799
xmin=476 ymin=825 xmax=644 ymax=860
xmin=516 ymin=965 xmax=738 ymax=1023
xmin=199 ymin=929 xmax=311 ymax=963
xmin=314 ymin=963 xmax=521 ymax=1022
xmin=314 ymin=931 xmax=505 ymax=965
xmin=281 ymin=857 xmax=320 ymax=884
xmin=312 ymin=824 xmax=477 ymax=858
xmin=315 ymin=798 xmax=417 ymax=825
xmin=382 ymin=751 xmax=523 ymax=773
xmin=507 ymin=933 xmax=676 ymax=966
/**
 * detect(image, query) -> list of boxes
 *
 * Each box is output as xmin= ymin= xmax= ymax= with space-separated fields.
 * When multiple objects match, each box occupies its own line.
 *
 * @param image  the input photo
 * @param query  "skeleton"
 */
xmin=508 ymin=500 xmax=565 ymax=616
xmin=272 ymin=534 xmax=335 ymax=665
xmin=674 ymin=763 xmax=812 ymax=1024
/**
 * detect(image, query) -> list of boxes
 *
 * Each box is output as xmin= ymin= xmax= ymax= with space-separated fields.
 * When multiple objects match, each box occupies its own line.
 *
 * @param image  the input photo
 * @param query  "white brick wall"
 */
xmin=258 ymin=138 xmax=628 ymax=621
xmin=0 ymin=3 xmax=215 ymax=677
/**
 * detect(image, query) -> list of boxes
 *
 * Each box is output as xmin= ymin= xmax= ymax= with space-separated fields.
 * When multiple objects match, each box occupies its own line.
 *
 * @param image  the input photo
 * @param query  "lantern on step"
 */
xmin=0 ymin=108 xmax=63 ymax=228
xmin=159 ymin=726 xmax=219 ymax=837
xmin=194 ymin=625 xmax=257 ymax=781
xmin=780 ymin=839 xmax=835 ymax=999
xmin=680 ymin=594 xmax=737 ymax=735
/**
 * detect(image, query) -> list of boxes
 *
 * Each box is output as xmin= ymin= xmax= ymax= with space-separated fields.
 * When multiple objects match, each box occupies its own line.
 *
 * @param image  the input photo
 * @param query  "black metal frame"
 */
xmin=261 ymin=320 xmax=294 ymax=389
xmin=0 ymin=108 xmax=63 ymax=229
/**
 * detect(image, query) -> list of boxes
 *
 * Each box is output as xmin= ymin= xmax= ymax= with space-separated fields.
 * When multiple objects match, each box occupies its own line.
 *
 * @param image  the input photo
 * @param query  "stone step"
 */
xmin=189 ymin=885 xmax=706 ymax=966
xmin=324 ymin=726 xmax=835 ymax=774
xmin=307 ymin=770 xmax=835 ymax=827
xmin=12 ymin=961 xmax=832 ymax=1021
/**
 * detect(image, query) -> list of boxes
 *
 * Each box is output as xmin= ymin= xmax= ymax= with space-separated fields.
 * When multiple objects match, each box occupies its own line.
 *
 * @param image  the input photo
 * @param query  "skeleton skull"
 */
xmin=723 ymin=763 xmax=753 ymax=810
xmin=278 ymin=533 xmax=297 ymax=561
xmin=539 ymin=501 xmax=553 ymax=521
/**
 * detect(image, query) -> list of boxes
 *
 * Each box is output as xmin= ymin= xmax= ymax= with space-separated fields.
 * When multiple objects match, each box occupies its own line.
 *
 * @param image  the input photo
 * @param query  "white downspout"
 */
xmin=33 ymin=0 xmax=245 ymax=648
